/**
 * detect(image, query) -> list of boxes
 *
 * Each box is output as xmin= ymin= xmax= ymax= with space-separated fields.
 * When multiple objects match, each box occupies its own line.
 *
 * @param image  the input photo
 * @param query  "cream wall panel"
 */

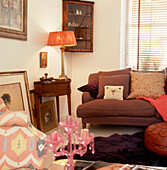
xmin=0 ymin=0 xmax=121 ymax=120
xmin=70 ymin=0 xmax=121 ymax=116
xmin=0 ymin=0 xmax=70 ymax=120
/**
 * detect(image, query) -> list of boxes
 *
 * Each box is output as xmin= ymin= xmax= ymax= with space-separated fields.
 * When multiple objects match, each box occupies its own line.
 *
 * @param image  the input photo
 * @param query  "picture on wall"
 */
xmin=0 ymin=0 xmax=27 ymax=40
xmin=39 ymin=100 xmax=57 ymax=133
xmin=40 ymin=52 xmax=48 ymax=68
xmin=0 ymin=71 xmax=34 ymax=124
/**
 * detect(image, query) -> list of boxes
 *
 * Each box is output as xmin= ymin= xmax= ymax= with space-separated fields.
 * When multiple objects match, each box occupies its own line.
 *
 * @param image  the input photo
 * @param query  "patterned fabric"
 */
xmin=0 ymin=111 xmax=28 ymax=127
xmin=0 ymin=112 xmax=46 ymax=170
xmin=128 ymin=72 xmax=166 ymax=99
xmin=0 ymin=98 xmax=8 ymax=114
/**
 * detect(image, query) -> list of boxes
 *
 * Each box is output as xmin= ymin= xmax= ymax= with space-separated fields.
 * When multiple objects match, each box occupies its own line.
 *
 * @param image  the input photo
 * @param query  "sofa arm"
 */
xmin=82 ymin=92 xmax=95 ymax=104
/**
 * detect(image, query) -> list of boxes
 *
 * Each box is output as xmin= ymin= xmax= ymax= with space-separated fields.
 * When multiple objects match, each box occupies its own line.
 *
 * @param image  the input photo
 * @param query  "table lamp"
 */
xmin=47 ymin=31 xmax=77 ymax=79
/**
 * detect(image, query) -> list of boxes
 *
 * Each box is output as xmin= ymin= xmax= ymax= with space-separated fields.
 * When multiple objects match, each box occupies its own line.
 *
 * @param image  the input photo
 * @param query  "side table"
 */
xmin=34 ymin=79 xmax=71 ymax=130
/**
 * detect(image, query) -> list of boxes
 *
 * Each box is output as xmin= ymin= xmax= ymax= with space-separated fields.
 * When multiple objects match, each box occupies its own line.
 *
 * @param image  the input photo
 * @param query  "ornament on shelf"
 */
xmin=68 ymin=22 xmax=72 ymax=26
xmin=76 ymin=9 xmax=79 ymax=15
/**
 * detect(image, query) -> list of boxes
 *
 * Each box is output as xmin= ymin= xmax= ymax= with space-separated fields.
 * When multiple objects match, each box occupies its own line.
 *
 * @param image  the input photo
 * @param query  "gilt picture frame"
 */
xmin=39 ymin=100 xmax=57 ymax=133
xmin=0 ymin=71 xmax=34 ymax=124
xmin=40 ymin=52 xmax=48 ymax=68
xmin=0 ymin=0 xmax=27 ymax=40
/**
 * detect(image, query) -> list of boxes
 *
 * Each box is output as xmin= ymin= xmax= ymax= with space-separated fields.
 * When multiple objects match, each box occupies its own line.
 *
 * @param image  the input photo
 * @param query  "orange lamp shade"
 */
xmin=47 ymin=31 xmax=77 ymax=47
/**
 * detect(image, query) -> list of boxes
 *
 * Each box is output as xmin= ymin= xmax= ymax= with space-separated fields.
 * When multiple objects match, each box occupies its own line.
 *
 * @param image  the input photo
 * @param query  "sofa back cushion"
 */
xmin=128 ymin=72 xmax=166 ymax=99
xmin=88 ymin=68 xmax=131 ymax=83
xmin=97 ymin=74 xmax=130 ymax=99
xmin=89 ymin=73 xmax=99 ymax=83
xmin=98 ymin=68 xmax=131 ymax=77
xmin=165 ymin=75 xmax=167 ymax=94
xmin=132 ymin=69 xmax=165 ymax=74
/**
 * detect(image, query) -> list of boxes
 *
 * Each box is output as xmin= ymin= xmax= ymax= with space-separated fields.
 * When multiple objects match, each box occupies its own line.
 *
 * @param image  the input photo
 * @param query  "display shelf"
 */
xmin=63 ymin=0 xmax=94 ymax=52
xmin=76 ymin=38 xmax=91 ymax=41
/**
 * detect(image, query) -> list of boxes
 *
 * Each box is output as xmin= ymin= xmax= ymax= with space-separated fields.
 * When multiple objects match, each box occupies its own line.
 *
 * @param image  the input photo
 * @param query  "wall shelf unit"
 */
xmin=63 ymin=0 xmax=94 ymax=52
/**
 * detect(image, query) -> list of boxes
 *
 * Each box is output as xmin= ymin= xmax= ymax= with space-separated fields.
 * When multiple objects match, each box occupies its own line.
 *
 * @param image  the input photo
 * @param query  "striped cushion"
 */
xmin=0 ymin=98 xmax=8 ymax=113
xmin=0 ymin=111 xmax=28 ymax=127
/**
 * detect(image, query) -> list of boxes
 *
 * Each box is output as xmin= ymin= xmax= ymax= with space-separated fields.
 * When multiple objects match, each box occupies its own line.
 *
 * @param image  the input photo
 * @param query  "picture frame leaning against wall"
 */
xmin=0 ymin=71 xmax=34 ymax=125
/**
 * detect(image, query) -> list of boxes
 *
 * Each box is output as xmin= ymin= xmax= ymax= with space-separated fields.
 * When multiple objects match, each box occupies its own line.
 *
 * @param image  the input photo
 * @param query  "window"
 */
xmin=123 ymin=0 xmax=167 ymax=71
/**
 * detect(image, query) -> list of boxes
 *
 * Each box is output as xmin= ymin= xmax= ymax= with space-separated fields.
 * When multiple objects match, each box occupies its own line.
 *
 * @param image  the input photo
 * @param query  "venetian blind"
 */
xmin=125 ymin=0 xmax=167 ymax=71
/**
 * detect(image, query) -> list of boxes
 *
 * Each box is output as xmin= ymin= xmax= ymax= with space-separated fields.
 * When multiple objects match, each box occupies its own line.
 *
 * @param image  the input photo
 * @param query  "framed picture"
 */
xmin=0 ymin=0 xmax=27 ymax=40
xmin=0 ymin=71 xmax=34 ymax=124
xmin=39 ymin=100 xmax=58 ymax=133
xmin=30 ymin=89 xmax=37 ymax=127
xmin=40 ymin=52 xmax=48 ymax=68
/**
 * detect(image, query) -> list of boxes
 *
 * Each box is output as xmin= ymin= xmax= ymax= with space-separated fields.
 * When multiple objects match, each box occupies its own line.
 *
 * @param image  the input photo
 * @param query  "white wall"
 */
xmin=0 ymin=0 xmax=122 ymax=121
xmin=0 ymin=0 xmax=62 ymax=87
xmin=70 ymin=0 xmax=122 ymax=115
xmin=0 ymin=0 xmax=71 ymax=120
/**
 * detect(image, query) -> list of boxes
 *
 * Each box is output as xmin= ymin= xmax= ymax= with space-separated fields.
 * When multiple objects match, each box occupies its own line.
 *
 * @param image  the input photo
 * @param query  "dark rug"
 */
xmin=72 ymin=131 xmax=167 ymax=167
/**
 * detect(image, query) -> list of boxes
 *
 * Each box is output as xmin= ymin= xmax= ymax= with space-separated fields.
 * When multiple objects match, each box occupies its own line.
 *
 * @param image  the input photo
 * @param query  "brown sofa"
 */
xmin=77 ymin=68 xmax=164 ymax=128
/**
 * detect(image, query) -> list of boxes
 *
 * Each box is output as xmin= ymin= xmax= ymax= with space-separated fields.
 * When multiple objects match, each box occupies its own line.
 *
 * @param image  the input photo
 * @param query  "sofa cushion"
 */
xmin=104 ymin=86 xmax=124 ymax=100
xmin=78 ymin=81 xmax=99 ymax=98
xmin=97 ymin=74 xmax=130 ymax=99
xmin=89 ymin=73 xmax=99 ymax=83
xmin=132 ymin=69 xmax=165 ymax=73
xmin=165 ymin=75 xmax=167 ymax=94
xmin=77 ymin=99 xmax=158 ymax=118
xmin=128 ymin=72 xmax=166 ymax=99
xmin=98 ymin=68 xmax=131 ymax=77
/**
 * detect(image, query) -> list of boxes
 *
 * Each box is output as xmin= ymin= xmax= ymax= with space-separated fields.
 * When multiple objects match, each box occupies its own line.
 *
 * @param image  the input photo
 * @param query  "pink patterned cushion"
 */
xmin=0 ymin=111 xmax=28 ymax=127
xmin=0 ymin=98 xmax=8 ymax=113
xmin=128 ymin=72 xmax=166 ymax=99
xmin=0 ymin=125 xmax=46 ymax=169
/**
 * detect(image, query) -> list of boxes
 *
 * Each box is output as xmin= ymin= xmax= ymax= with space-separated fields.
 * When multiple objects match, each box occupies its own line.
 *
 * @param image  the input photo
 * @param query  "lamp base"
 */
xmin=59 ymin=74 xmax=70 ymax=80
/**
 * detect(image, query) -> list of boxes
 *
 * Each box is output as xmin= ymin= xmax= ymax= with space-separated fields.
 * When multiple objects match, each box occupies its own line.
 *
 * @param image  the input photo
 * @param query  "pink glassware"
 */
xmin=44 ymin=116 xmax=94 ymax=170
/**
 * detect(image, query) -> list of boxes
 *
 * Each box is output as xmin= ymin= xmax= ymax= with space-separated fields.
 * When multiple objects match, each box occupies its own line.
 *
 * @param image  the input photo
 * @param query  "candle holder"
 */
xmin=44 ymin=116 xmax=95 ymax=170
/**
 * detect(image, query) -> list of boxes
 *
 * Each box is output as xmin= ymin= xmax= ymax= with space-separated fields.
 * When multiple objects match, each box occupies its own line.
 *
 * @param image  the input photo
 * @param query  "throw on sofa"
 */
xmin=77 ymin=68 xmax=166 ymax=128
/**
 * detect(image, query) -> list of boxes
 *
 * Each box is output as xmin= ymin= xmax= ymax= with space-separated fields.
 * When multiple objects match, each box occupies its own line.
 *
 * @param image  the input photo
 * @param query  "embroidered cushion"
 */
xmin=97 ymin=74 xmax=130 ymax=99
xmin=104 ymin=86 xmax=124 ymax=100
xmin=127 ymin=72 xmax=166 ymax=99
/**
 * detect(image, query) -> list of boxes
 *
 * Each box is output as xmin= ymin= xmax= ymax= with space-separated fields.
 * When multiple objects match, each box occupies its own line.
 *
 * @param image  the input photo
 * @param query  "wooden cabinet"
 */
xmin=63 ymin=0 xmax=94 ymax=52
xmin=34 ymin=79 xmax=71 ymax=130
